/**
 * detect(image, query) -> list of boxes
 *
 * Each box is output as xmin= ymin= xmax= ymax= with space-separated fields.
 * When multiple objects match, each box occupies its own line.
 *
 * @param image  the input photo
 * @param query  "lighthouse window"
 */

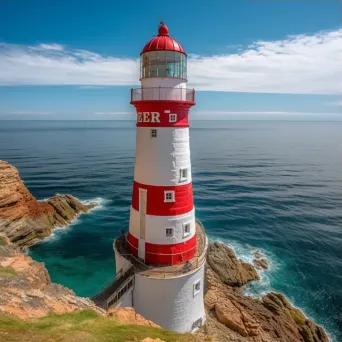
xmin=193 ymin=280 xmax=201 ymax=297
xmin=180 ymin=168 xmax=188 ymax=182
xmin=184 ymin=223 xmax=191 ymax=237
xmin=169 ymin=114 xmax=177 ymax=123
xmin=151 ymin=129 xmax=157 ymax=138
xmin=166 ymin=228 xmax=174 ymax=237
xmin=140 ymin=51 xmax=187 ymax=80
xmin=164 ymin=190 xmax=175 ymax=202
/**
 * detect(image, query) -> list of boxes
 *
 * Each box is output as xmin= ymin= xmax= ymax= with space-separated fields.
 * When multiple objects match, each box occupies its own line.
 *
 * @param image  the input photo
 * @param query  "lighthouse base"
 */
xmin=134 ymin=262 xmax=206 ymax=333
xmin=110 ymin=220 xmax=208 ymax=333
xmin=113 ymin=250 xmax=206 ymax=333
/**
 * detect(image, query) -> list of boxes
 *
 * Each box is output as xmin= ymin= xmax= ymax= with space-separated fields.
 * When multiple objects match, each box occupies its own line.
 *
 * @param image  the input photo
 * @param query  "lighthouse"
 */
xmin=93 ymin=22 xmax=208 ymax=333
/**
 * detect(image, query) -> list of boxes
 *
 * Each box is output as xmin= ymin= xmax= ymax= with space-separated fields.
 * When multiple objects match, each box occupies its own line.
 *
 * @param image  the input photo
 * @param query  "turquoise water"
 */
xmin=0 ymin=120 xmax=341 ymax=341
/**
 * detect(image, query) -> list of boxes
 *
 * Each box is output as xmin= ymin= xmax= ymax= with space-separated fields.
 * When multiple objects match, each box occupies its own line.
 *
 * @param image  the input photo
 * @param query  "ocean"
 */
xmin=0 ymin=120 xmax=341 ymax=341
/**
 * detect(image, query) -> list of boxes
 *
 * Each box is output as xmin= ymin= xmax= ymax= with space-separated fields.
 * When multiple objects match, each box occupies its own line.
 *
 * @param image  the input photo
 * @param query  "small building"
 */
xmin=93 ymin=22 xmax=208 ymax=333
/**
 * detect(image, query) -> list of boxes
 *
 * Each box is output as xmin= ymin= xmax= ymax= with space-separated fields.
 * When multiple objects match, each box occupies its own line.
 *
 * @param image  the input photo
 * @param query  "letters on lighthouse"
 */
xmin=137 ymin=112 xmax=161 ymax=123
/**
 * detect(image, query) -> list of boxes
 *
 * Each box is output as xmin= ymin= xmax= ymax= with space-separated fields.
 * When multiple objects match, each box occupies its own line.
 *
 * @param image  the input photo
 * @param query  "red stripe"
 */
xmin=132 ymin=102 xmax=193 ymax=127
xmin=127 ymin=233 xmax=197 ymax=265
xmin=132 ymin=181 xmax=193 ymax=216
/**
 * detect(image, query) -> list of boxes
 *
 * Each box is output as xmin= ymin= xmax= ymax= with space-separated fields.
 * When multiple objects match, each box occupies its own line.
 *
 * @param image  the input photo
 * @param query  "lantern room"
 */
xmin=140 ymin=23 xmax=187 ymax=80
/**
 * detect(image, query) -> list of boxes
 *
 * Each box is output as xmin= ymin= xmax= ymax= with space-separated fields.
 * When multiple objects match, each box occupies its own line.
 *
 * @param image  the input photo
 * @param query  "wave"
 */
xmin=209 ymin=236 xmax=337 ymax=342
xmin=80 ymin=197 xmax=111 ymax=211
xmin=29 ymin=196 xmax=109 ymax=247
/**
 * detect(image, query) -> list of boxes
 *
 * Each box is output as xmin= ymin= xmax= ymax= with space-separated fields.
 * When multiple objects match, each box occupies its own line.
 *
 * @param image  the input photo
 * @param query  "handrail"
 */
xmin=92 ymin=219 xmax=208 ymax=306
xmin=115 ymin=219 xmax=208 ymax=278
xmin=92 ymin=266 xmax=134 ymax=308
xmin=131 ymin=87 xmax=195 ymax=102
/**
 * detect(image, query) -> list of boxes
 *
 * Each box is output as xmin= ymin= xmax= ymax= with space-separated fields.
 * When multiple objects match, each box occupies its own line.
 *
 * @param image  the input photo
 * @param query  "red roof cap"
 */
xmin=141 ymin=22 xmax=186 ymax=55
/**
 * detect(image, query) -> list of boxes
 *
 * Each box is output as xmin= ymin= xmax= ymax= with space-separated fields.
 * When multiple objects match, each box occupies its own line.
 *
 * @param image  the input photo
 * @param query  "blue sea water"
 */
xmin=0 ymin=120 xmax=341 ymax=341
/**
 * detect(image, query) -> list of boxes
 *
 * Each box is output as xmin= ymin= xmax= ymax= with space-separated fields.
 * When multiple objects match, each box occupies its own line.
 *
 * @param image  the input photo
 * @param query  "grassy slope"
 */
xmin=0 ymin=310 xmax=196 ymax=342
xmin=0 ymin=267 xmax=16 ymax=277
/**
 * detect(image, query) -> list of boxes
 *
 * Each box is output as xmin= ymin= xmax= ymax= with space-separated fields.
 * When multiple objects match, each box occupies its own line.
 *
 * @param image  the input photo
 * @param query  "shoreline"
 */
xmin=210 ymin=237 xmax=334 ymax=342
xmin=26 ymin=196 xmax=106 ymax=249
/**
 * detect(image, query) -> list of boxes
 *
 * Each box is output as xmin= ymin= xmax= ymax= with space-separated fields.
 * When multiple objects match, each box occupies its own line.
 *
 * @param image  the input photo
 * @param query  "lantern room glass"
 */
xmin=140 ymin=51 xmax=187 ymax=80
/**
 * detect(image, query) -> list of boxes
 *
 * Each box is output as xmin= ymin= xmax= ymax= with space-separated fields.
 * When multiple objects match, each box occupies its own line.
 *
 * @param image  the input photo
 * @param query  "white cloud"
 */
xmin=0 ymin=111 xmax=51 ymax=115
xmin=35 ymin=43 xmax=64 ymax=51
xmin=0 ymin=29 xmax=341 ymax=94
xmin=327 ymin=101 xmax=342 ymax=106
xmin=94 ymin=111 xmax=133 ymax=115
xmin=192 ymin=110 xmax=341 ymax=115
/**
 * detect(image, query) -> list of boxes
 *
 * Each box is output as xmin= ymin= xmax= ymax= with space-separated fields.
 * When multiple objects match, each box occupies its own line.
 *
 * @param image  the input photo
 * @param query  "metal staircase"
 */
xmin=92 ymin=267 xmax=135 ymax=309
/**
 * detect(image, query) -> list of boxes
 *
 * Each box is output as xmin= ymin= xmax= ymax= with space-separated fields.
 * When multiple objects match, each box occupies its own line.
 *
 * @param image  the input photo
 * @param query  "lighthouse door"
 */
xmin=138 ymin=188 xmax=147 ymax=261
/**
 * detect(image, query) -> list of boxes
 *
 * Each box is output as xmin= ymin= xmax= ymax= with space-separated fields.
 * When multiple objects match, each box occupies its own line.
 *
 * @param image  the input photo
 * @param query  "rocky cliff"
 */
xmin=0 ymin=160 xmax=329 ymax=342
xmin=0 ymin=241 xmax=194 ymax=342
xmin=203 ymin=242 xmax=329 ymax=342
xmin=0 ymin=240 xmax=104 ymax=319
xmin=0 ymin=160 xmax=96 ymax=247
xmin=0 ymin=239 xmax=330 ymax=342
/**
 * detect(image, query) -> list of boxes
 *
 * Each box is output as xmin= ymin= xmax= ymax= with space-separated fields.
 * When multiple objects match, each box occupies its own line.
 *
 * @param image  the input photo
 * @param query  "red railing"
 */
xmin=131 ymin=87 xmax=195 ymax=102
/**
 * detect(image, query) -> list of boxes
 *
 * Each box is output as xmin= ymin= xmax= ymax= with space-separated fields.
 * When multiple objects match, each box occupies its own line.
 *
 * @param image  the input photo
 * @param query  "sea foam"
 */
xmin=29 ymin=197 xmax=109 ymax=247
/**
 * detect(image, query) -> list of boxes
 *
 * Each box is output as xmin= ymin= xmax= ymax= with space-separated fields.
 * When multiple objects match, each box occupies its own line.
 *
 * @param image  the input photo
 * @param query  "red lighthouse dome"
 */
xmin=141 ymin=22 xmax=186 ymax=55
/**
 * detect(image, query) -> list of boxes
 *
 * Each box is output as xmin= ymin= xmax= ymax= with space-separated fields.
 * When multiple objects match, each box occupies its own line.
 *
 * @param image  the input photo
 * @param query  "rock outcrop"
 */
xmin=207 ymin=242 xmax=260 ymax=287
xmin=204 ymin=243 xmax=329 ymax=342
xmin=252 ymin=249 xmax=269 ymax=270
xmin=108 ymin=307 xmax=160 ymax=328
xmin=0 ymin=242 xmax=104 ymax=319
xmin=0 ymin=160 xmax=96 ymax=247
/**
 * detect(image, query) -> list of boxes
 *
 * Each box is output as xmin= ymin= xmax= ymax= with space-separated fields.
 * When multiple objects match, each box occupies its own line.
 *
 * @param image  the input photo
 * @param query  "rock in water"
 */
xmin=205 ymin=242 xmax=329 ymax=342
xmin=207 ymin=242 xmax=260 ymax=286
xmin=0 ymin=160 xmax=96 ymax=247
xmin=252 ymin=249 xmax=269 ymax=270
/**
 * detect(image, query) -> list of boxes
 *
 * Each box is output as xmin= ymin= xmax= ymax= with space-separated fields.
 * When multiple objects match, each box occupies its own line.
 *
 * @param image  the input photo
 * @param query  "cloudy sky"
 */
xmin=0 ymin=0 xmax=341 ymax=120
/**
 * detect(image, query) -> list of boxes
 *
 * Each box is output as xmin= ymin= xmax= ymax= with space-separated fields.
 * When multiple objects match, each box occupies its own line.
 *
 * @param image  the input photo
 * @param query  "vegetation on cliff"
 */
xmin=0 ymin=161 xmax=329 ymax=342
xmin=0 ymin=310 xmax=196 ymax=342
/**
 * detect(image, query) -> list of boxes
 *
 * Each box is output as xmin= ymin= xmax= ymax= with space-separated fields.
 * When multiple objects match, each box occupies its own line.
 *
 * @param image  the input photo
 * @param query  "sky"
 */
xmin=0 ymin=0 xmax=341 ymax=121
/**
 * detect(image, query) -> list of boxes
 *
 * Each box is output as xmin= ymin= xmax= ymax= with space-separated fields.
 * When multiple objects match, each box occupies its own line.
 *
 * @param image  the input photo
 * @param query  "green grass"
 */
xmin=0 ymin=310 xmax=196 ymax=342
xmin=0 ymin=237 xmax=7 ymax=246
xmin=0 ymin=267 xmax=16 ymax=277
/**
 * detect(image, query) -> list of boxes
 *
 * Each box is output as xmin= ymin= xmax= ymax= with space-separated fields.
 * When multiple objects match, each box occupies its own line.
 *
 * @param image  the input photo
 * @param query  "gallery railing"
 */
xmin=130 ymin=87 xmax=195 ymax=102
xmin=115 ymin=219 xmax=208 ymax=279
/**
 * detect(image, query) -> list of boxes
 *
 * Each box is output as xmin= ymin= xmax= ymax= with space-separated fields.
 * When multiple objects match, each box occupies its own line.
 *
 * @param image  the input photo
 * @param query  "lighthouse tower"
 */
xmin=97 ymin=22 xmax=208 ymax=333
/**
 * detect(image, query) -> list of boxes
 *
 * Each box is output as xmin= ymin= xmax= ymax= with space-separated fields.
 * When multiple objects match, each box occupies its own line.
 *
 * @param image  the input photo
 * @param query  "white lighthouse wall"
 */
xmin=141 ymin=77 xmax=186 ymax=88
xmin=133 ymin=262 xmax=206 ymax=333
xmin=134 ymin=127 xmax=192 ymax=186
xmin=129 ymin=207 xmax=195 ymax=245
xmin=117 ymin=290 xmax=133 ymax=308
xmin=139 ymin=79 xmax=187 ymax=101
xmin=114 ymin=247 xmax=132 ymax=275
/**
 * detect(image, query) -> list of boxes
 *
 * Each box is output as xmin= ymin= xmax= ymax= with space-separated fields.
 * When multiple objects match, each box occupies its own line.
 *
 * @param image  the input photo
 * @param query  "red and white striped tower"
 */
xmin=112 ymin=23 xmax=207 ymax=333
xmin=127 ymin=22 xmax=197 ymax=265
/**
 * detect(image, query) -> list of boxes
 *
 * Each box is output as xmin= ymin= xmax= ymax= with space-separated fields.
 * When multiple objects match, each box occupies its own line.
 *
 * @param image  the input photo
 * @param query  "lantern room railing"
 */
xmin=131 ymin=87 xmax=195 ymax=102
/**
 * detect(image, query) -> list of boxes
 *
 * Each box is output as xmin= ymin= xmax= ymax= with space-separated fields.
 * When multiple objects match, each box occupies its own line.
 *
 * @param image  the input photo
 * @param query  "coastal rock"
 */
xmin=207 ymin=242 xmax=260 ymax=287
xmin=204 ymin=242 xmax=329 ymax=342
xmin=0 ymin=244 xmax=104 ymax=319
xmin=252 ymin=250 xmax=269 ymax=270
xmin=0 ymin=160 xmax=96 ymax=247
xmin=253 ymin=258 xmax=268 ymax=270
xmin=108 ymin=307 xmax=160 ymax=328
